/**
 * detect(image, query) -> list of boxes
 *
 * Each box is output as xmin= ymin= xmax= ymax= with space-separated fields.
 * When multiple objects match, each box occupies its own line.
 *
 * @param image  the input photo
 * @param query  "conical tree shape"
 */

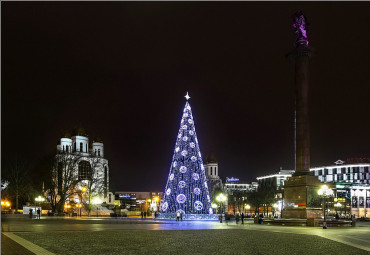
xmin=161 ymin=96 xmax=212 ymax=215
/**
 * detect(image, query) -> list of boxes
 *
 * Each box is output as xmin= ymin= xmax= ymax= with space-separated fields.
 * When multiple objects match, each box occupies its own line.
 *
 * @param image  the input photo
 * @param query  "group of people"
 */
xmin=29 ymin=208 xmax=41 ymax=219
xmin=141 ymin=211 xmax=147 ymax=219
xmin=141 ymin=211 xmax=159 ymax=219
xmin=219 ymin=212 xmax=246 ymax=224
xmin=176 ymin=211 xmax=183 ymax=221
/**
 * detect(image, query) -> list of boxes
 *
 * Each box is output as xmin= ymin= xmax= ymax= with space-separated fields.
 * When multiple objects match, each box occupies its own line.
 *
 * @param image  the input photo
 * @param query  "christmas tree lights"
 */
xmin=160 ymin=93 xmax=213 ymax=217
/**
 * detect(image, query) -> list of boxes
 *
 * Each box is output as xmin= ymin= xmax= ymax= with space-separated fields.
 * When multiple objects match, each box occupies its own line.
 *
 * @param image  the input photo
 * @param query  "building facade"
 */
xmin=56 ymin=128 xmax=110 ymax=204
xmin=115 ymin=191 xmax=163 ymax=215
xmin=256 ymin=161 xmax=370 ymax=217
xmin=224 ymin=177 xmax=258 ymax=215
xmin=256 ymin=170 xmax=295 ymax=191
xmin=204 ymin=154 xmax=223 ymax=201
xmin=310 ymin=161 xmax=370 ymax=185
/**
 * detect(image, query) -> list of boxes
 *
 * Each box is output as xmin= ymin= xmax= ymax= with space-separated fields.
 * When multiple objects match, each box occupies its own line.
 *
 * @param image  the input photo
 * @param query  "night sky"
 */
xmin=3 ymin=2 xmax=370 ymax=191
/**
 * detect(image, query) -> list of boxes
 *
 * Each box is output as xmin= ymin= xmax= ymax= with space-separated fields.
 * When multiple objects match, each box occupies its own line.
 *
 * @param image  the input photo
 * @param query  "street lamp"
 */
xmin=1 ymin=200 xmax=11 ymax=213
xmin=318 ymin=185 xmax=334 ymax=229
xmin=76 ymin=204 xmax=83 ymax=217
xmin=216 ymin=193 xmax=227 ymax=223
xmin=35 ymin=196 xmax=45 ymax=219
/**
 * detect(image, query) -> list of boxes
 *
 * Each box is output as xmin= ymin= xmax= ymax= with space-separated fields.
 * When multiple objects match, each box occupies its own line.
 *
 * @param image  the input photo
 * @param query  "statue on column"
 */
xmin=293 ymin=11 xmax=309 ymax=48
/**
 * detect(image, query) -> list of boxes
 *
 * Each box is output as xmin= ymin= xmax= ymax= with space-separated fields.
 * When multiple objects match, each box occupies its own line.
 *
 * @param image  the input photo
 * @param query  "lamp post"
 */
xmin=216 ymin=193 xmax=227 ymax=223
xmin=76 ymin=204 xmax=83 ymax=217
xmin=35 ymin=196 xmax=45 ymax=219
xmin=318 ymin=185 xmax=334 ymax=229
xmin=1 ymin=200 xmax=11 ymax=213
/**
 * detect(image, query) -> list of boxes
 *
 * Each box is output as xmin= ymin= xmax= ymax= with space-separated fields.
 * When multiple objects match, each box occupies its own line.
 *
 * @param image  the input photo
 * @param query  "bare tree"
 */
xmin=47 ymin=152 xmax=83 ymax=215
xmin=80 ymin=157 xmax=105 ymax=216
xmin=3 ymin=159 xmax=33 ymax=212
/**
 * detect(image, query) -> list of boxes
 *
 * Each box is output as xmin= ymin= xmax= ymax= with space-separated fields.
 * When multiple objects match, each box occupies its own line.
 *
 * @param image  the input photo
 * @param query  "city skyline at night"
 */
xmin=3 ymin=2 xmax=370 ymax=192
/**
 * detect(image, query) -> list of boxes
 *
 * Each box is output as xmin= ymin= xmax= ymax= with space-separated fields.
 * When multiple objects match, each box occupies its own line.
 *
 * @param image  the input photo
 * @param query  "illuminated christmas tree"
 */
xmin=160 ymin=92 xmax=213 ymax=216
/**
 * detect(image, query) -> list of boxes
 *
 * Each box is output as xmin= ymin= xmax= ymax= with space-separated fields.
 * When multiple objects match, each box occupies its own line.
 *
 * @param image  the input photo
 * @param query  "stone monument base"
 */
xmin=282 ymin=174 xmax=323 ymax=219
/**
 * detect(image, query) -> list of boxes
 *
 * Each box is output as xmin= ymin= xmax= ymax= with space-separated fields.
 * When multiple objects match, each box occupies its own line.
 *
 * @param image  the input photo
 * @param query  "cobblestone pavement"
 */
xmin=2 ymin=216 xmax=370 ymax=254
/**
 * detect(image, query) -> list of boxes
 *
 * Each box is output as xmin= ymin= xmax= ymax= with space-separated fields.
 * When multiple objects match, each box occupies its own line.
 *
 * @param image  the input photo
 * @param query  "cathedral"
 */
xmin=56 ymin=127 xmax=111 ymax=203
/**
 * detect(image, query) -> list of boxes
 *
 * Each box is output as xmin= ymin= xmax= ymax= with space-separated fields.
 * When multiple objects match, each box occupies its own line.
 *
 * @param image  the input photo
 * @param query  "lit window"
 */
xmin=78 ymin=161 xmax=92 ymax=180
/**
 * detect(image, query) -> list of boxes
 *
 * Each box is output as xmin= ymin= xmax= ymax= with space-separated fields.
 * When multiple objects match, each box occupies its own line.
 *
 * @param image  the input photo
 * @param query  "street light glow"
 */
xmin=216 ymin=193 xmax=226 ymax=202
xmin=35 ymin=196 xmax=45 ymax=202
xmin=92 ymin=197 xmax=102 ymax=205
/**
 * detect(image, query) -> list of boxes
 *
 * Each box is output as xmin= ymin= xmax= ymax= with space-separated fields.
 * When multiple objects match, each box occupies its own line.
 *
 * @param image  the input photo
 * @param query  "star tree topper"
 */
xmin=185 ymin=92 xmax=191 ymax=100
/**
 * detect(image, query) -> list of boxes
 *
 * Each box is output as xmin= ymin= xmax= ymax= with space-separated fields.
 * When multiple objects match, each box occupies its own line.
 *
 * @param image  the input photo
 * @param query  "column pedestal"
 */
xmin=282 ymin=174 xmax=322 ymax=219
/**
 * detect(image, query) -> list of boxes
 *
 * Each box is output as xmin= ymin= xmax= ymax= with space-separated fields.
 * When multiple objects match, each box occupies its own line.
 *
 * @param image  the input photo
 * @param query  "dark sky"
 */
xmin=3 ymin=2 xmax=370 ymax=191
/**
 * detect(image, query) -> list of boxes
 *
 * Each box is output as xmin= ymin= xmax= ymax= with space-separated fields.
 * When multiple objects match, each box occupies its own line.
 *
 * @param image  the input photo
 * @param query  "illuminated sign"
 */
xmin=226 ymin=177 xmax=239 ymax=182
xmin=119 ymin=194 xmax=131 ymax=198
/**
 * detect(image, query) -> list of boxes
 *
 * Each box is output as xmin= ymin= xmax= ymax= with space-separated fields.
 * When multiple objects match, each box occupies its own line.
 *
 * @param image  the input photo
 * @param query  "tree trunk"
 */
xmin=15 ymin=192 xmax=19 ymax=213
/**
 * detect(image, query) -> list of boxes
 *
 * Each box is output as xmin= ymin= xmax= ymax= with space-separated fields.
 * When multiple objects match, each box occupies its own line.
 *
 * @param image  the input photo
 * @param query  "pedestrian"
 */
xmin=351 ymin=214 xmax=356 ymax=227
xmin=37 ymin=208 xmax=41 ymax=219
xmin=141 ymin=211 xmax=144 ymax=219
xmin=236 ymin=213 xmax=239 ymax=224
xmin=241 ymin=212 xmax=245 ymax=224
xmin=176 ymin=211 xmax=180 ymax=221
xmin=259 ymin=214 xmax=264 ymax=225
xmin=144 ymin=211 xmax=147 ymax=218
xmin=180 ymin=212 xmax=183 ymax=222
xmin=29 ymin=208 xmax=33 ymax=219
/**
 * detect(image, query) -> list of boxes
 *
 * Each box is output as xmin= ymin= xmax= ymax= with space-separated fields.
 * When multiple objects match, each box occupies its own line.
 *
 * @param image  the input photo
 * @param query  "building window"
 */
xmin=66 ymin=146 xmax=69 ymax=153
xmin=86 ymin=144 xmax=88 ymax=153
xmin=211 ymin=167 xmax=213 ymax=175
xmin=80 ymin=142 xmax=83 ymax=152
xmin=95 ymin=149 xmax=97 ymax=156
xmin=73 ymin=142 xmax=76 ymax=152
xmin=98 ymin=149 xmax=101 ymax=157
xmin=78 ymin=161 xmax=92 ymax=180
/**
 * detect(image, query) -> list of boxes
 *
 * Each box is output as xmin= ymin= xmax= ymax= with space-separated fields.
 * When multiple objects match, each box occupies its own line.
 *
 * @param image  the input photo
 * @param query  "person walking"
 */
xmin=180 ymin=212 xmax=183 ymax=222
xmin=241 ymin=212 xmax=245 ymax=224
xmin=141 ymin=211 xmax=144 ymax=219
xmin=176 ymin=211 xmax=180 ymax=221
xmin=144 ymin=211 xmax=147 ymax=219
xmin=37 ymin=208 xmax=41 ymax=219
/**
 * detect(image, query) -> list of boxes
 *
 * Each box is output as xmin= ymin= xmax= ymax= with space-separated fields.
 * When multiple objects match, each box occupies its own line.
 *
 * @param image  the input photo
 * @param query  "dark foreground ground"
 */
xmin=2 ymin=216 xmax=370 ymax=255
xmin=11 ymin=229 xmax=370 ymax=255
